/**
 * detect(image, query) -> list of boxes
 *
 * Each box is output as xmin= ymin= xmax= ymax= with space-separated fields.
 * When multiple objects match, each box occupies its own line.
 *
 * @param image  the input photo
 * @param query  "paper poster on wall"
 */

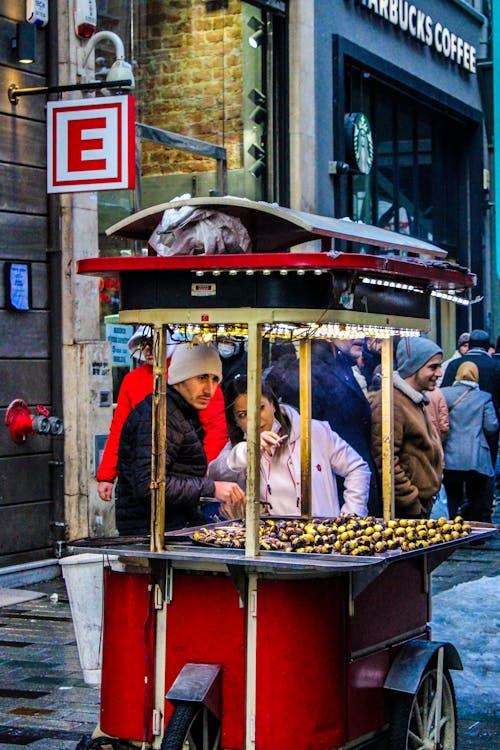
xmin=5 ymin=262 xmax=32 ymax=311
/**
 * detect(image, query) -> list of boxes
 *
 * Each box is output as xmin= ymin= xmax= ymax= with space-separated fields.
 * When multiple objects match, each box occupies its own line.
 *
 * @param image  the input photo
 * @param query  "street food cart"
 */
xmin=75 ymin=197 xmax=496 ymax=750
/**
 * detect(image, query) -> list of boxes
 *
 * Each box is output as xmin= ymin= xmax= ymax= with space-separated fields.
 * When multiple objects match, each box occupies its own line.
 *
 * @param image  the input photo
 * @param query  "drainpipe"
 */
xmin=46 ymin=9 xmax=66 ymax=558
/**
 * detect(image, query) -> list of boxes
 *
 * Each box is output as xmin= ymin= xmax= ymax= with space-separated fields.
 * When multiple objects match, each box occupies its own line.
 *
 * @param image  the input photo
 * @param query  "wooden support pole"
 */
xmin=151 ymin=325 xmax=168 ymax=552
xmin=245 ymin=322 xmax=263 ymax=558
xmin=381 ymin=337 xmax=395 ymax=521
xmin=299 ymin=339 xmax=312 ymax=517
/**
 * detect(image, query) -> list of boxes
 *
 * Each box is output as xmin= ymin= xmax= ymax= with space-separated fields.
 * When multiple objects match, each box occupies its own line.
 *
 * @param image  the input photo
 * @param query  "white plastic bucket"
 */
xmin=60 ymin=553 xmax=107 ymax=686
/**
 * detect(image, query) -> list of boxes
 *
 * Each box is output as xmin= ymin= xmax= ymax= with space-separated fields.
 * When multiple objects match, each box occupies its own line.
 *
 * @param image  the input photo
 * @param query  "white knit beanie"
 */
xmin=168 ymin=342 xmax=222 ymax=384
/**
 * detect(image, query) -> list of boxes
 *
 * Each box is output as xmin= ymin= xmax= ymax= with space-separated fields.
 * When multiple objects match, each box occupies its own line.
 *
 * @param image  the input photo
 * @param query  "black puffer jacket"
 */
xmin=117 ymin=387 xmax=216 ymax=534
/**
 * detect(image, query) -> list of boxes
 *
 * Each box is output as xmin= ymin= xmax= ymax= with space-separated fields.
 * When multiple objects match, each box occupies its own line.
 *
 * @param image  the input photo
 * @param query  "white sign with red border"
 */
xmin=47 ymin=95 xmax=135 ymax=193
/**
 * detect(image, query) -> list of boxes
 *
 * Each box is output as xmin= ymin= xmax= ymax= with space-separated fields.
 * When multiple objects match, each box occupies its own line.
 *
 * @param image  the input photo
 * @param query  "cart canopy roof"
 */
xmin=106 ymin=196 xmax=448 ymax=258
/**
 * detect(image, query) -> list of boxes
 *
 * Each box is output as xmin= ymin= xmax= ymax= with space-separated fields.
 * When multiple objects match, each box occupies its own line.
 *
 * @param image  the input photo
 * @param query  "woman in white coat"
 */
xmin=208 ymin=376 xmax=370 ymax=518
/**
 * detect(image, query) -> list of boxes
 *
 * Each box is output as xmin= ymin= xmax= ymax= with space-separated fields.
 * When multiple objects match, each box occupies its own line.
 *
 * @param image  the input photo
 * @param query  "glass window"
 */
xmin=344 ymin=61 xmax=466 ymax=260
xmin=373 ymin=91 xmax=395 ymax=232
xmin=396 ymin=107 xmax=414 ymax=236
xmin=92 ymin=1 xmax=288 ymax=366
xmin=416 ymin=116 xmax=433 ymax=242
xmin=95 ymin=1 xmax=287 ymax=255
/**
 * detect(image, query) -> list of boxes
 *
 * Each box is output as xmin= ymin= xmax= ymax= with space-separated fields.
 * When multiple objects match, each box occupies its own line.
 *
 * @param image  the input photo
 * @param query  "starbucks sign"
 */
xmin=352 ymin=0 xmax=477 ymax=73
xmin=345 ymin=112 xmax=374 ymax=174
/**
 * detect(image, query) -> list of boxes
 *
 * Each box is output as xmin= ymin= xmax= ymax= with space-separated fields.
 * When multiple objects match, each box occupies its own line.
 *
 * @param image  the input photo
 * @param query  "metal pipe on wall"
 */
xmin=47 ymin=4 xmax=66 ymax=556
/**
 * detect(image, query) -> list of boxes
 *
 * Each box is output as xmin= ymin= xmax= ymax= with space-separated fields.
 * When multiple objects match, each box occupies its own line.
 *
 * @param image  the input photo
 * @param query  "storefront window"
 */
xmin=373 ymin=94 xmax=395 ymax=232
xmin=416 ymin=117 xmax=433 ymax=242
xmin=92 ymin=0 xmax=287 ymax=383
xmin=345 ymin=61 xmax=466 ymax=258
xmin=396 ymin=108 xmax=414 ymax=236
xmin=95 ymin=0 xmax=287 ymax=254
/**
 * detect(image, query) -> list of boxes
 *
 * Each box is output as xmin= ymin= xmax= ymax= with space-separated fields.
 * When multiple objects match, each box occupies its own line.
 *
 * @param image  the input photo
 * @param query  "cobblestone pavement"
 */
xmin=0 ymin=509 xmax=497 ymax=750
xmin=0 ymin=577 xmax=99 ymax=750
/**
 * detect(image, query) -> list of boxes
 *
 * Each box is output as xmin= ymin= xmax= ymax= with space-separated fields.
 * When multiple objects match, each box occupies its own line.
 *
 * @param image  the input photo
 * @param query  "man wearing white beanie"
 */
xmin=370 ymin=337 xmax=444 ymax=518
xmin=96 ymin=327 xmax=228 ymax=502
xmin=117 ymin=341 xmax=245 ymax=534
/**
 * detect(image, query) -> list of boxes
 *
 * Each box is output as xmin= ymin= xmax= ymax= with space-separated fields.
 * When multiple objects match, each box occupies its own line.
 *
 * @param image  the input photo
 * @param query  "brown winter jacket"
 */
xmin=370 ymin=374 xmax=443 ymax=517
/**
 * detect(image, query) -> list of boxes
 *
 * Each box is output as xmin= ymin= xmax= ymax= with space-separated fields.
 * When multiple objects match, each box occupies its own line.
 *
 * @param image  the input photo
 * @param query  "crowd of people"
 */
xmin=95 ymin=325 xmax=500 ymax=534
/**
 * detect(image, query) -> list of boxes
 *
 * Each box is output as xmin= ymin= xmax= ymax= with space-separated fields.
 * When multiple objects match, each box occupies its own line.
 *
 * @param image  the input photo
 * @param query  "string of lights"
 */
xmin=172 ymin=321 xmax=422 ymax=343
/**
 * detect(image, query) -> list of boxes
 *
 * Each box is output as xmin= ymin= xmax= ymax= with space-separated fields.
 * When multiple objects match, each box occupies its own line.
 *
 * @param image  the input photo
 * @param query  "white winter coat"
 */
xmin=208 ymin=404 xmax=370 ymax=517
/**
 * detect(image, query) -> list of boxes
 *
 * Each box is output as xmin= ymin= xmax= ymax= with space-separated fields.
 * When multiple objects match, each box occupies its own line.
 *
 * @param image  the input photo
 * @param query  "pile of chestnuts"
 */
xmin=191 ymin=515 xmax=472 ymax=556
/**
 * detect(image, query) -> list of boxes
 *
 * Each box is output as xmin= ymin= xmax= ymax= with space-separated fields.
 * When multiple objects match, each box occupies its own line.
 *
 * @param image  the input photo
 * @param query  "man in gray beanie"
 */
xmin=117 ymin=341 xmax=245 ymax=534
xmin=370 ymin=337 xmax=444 ymax=518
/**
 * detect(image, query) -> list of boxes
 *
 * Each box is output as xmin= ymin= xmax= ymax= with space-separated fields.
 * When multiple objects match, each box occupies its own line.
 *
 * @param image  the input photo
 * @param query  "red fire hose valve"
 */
xmin=5 ymin=399 xmax=63 ymax=444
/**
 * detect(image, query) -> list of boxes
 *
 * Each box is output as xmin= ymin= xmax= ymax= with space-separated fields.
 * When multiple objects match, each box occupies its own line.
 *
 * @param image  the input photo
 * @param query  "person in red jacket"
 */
xmin=96 ymin=326 xmax=228 ymax=501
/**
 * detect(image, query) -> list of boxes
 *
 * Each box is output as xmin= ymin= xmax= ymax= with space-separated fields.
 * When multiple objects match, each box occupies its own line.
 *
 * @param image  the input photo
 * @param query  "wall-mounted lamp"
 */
xmin=249 ymin=157 xmax=266 ymax=179
xmin=250 ymin=105 xmax=267 ymax=125
xmin=248 ymin=16 xmax=265 ymax=49
xmin=248 ymin=88 xmax=266 ymax=107
xmin=248 ymin=88 xmax=267 ymax=125
xmin=248 ymin=143 xmax=266 ymax=179
xmin=78 ymin=30 xmax=135 ymax=91
xmin=12 ymin=22 xmax=36 ymax=65
xmin=248 ymin=143 xmax=265 ymax=161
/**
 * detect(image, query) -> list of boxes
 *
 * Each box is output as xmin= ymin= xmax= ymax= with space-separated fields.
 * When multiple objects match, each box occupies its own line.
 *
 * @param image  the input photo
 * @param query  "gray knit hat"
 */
xmin=168 ymin=341 xmax=222 ymax=384
xmin=469 ymin=329 xmax=490 ymax=350
xmin=396 ymin=337 xmax=442 ymax=379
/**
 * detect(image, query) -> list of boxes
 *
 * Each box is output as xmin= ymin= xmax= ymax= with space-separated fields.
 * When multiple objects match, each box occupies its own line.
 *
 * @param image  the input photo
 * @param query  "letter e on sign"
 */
xmin=47 ymin=95 xmax=135 ymax=193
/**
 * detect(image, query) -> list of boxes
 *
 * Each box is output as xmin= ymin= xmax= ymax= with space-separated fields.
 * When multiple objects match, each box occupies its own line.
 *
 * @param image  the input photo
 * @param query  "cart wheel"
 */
xmin=161 ymin=703 xmax=221 ymax=750
xmin=389 ymin=666 xmax=457 ymax=749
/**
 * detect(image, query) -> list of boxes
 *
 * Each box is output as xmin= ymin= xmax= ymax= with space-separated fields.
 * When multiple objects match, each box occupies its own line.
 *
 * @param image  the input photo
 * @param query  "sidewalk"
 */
xmin=0 ymin=575 xmax=99 ymax=750
xmin=0 ymin=515 xmax=497 ymax=750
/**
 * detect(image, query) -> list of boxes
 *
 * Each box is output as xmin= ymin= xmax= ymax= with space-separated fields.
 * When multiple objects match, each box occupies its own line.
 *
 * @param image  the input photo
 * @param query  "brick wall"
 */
xmin=136 ymin=0 xmax=243 ymax=176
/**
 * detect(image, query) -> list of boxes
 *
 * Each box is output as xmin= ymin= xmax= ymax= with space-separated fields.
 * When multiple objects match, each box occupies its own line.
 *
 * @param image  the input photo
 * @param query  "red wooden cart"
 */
xmin=75 ymin=197 xmax=496 ymax=750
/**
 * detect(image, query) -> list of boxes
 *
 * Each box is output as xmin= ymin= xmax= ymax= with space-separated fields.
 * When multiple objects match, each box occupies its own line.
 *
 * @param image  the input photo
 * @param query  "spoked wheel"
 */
xmin=161 ymin=703 xmax=222 ymax=750
xmin=389 ymin=667 xmax=457 ymax=750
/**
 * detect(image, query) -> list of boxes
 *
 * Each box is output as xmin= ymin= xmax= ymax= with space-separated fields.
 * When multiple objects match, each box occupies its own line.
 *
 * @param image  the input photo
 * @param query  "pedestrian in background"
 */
xmin=441 ymin=329 xmax=500 ymax=413
xmin=216 ymin=335 xmax=247 ymax=381
xmin=262 ymin=338 xmax=297 ymax=382
xmin=350 ymin=338 xmax=369 ymax=395
xmin=441 ymin=329 xmax=500 ymax=516
xmin=493 ymin=334 xmax=500 ymax=364
xmin=441 ymin=361 xmax=498 ymax=522
xmin=359 ymin=337 xmax=382 ymax=390
xmin=426 ymin=386 xmax=450 ymax=447
xmin=437 ymin=332 xmax=469 ymax=386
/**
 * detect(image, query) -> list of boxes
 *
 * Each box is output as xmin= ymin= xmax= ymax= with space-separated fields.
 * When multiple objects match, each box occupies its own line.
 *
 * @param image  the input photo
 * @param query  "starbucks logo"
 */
xmin=345 ymin=112 xmax=374 ymax=175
